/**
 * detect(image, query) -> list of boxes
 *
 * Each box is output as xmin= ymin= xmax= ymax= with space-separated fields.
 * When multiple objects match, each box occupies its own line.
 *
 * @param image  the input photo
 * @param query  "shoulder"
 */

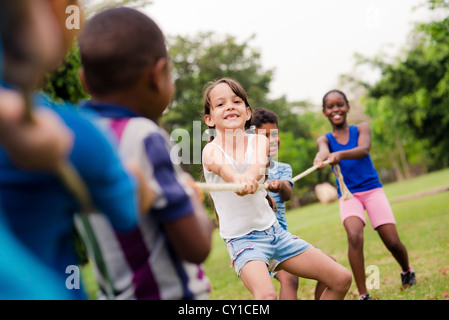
xmin=316 ymin=134 xmax=329 ymax=144
xmin=202 ymin=141 xmax=221 ymax=157
xmin=251 ymin=133 xmax=269 ymax=148
xmin=356 ymin=122 xmax=371 ymax=134
xmin=274 ymin=161 xmax=291 ymax=169
xmin=275 ymin=161 xmax=293 ymax=176
xmin=202 ymin=141 xmax=225 ymax=169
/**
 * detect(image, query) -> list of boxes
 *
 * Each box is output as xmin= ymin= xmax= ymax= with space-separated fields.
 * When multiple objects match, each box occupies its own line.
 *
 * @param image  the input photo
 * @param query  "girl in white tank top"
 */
xmin=201 ymin=78 xmax=352 ymax=300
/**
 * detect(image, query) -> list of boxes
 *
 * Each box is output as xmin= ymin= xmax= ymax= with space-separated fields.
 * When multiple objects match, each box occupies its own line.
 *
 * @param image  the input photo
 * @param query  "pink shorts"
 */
xmin=339 ymin=188 xmax=396 ymax=229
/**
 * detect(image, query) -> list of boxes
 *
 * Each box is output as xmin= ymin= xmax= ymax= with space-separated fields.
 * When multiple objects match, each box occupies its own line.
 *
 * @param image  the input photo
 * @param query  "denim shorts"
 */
xmin=225 ymin=221 xmax=312 ymax=276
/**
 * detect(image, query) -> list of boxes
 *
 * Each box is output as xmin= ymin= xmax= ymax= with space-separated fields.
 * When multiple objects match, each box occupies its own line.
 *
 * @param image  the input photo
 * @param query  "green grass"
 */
xmin=204 ymin=168 xmax=449 ymax=300
xmin=81 ymin=168 xmax=449 ymax=300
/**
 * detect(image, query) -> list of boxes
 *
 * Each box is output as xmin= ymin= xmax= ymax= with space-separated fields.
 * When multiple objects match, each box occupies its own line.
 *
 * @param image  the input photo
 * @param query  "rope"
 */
xmin=194 ymin=182 xmax=269 ymax=193
xmin=292 ymin=160 xmax=330 ymax=183
xmin=333 ymin=164 xmax=353 ymax=201
xmin=194 ymin=159 xmax=353 ymax=201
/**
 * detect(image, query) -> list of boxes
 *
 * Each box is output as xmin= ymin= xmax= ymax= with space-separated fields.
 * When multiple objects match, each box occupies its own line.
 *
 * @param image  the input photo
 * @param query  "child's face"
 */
xmin=205 ymin=83 xmax=251 ymax=131
xmin=255 ymin=122 xmax=279 ymax=157
xmin=323 ymin=92 xmax=349 ymax=126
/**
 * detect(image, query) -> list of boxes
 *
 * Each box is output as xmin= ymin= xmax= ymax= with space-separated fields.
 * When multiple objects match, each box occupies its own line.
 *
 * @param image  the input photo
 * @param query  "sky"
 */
xmin=143 ymin=0 xmax=435 ymax=105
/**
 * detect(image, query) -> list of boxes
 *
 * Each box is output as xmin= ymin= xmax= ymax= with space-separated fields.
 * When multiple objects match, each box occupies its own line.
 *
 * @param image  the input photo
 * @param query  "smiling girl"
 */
xmin=201 ymin=78 xmax=352 ymax=300
xmin=314 ymin=89 xmax=416 ymax=300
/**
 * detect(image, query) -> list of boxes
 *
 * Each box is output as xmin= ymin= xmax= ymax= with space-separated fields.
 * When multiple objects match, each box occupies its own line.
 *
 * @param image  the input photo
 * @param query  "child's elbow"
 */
xmin=361 ymin=147 xmax=370 ymax=158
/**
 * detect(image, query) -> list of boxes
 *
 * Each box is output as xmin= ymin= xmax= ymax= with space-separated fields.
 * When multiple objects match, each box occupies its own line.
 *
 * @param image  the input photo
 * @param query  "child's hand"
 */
xmin=0 ymin=90 xmax=74 ymax=172
xmin=234 ymin=174 xmax=259 ymax=196
xmin=327 ymin=152 xmax=342 ymax=165
xmin=268 ymin=179 xmax=282 ymax=193
xmin=313 ymin=157 xmax=327 ymax=169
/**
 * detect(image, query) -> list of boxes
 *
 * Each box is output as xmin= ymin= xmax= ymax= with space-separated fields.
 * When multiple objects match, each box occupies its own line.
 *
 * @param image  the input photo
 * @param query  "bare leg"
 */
xmin=376 ymin=223 xmax=409 ymax=271
xmin=343 ymin=216 xmax=367 ymax=296
xmin=278 ymin=247 xmax=352 ymax=300
xmin=314 ymin=281 xmax=327 ymax=300
xmin=275 ymin=270 xmax=298 ymax=300
xmin=240 ymin=260 xmax=277 ymax=300
xmin=314 ymin=253 xmax=337 ymax=300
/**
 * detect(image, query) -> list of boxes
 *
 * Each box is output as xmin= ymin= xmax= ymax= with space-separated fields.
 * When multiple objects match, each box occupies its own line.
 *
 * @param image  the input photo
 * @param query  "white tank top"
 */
xmin=202 ymin=134 xmax=276 ymax=240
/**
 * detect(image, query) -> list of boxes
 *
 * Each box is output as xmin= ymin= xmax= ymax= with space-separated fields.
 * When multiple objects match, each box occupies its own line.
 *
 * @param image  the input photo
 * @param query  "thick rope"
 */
xmin=194 ymin=181 xmax=269 ymax=193
xmin=333 ymin=164 xmax=353 ymax=201
xmin=292 ymin=160 xmax=330 ymax=183
xmin=194 ymin=159 xmax=353 ymax=201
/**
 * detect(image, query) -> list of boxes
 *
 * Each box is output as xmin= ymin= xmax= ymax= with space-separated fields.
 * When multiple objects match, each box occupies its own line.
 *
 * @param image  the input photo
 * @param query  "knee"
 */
xmin=276 ymin=271 xmax=298 ymax=286
xmin=254 ymin=288 xmax=277 ymax=300
xmin=280 ymin=273 xmax=298 ymax=289
xmin=346 ymin=230 xmax=363 ymax=248
xmin=333 ymin=268 xmax=352 ymax=294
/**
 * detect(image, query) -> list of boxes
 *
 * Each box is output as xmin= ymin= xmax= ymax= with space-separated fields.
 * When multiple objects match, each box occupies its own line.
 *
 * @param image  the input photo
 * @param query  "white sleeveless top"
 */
xmin=202 ymin=134 xmax=276 ymax=240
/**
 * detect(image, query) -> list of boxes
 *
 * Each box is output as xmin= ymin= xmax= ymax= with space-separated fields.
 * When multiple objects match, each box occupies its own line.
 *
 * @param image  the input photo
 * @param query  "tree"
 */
xmin=43 ymin=0 xmax=153 ymax=104
xmin=162 ymin=32 xmax=273 ymax=179
xmin=43 ymin=44 xmax=88 ymax=105
xmin=337 ymin=0 xmax=449 ymax=176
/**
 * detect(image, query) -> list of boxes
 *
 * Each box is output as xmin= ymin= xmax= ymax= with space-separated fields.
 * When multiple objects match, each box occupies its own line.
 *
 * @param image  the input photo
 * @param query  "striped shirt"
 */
xmin=80 ymin=101 xmax=210 ymax=300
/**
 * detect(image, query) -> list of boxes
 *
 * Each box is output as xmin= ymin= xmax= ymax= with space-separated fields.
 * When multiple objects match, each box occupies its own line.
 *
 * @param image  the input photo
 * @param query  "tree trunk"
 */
xmin=391 ymin=154 xmax=404 ymax=182
xmin=395 ymin=135 xmax=412 ymax=179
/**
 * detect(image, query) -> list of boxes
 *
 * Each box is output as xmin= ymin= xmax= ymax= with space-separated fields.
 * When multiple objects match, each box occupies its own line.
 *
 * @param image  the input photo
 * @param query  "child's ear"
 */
xmin=150 ymin=58 xmax=170 ymax=92
xmin=204 ymin=114 xmax=214 ymax=128
xmin=246 ymin=107 xmax=252 ymax=121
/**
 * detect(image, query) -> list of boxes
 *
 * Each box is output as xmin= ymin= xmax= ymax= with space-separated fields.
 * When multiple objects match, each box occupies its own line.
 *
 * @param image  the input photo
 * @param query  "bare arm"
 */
xmin=202 ymin=136 xmax=269 ymax=196
xmin=314 ymin=123 xmax=371 ymax=166
xmin=327 ymin=123 xmax=371 ymax=165
xmin=313 ymin=135 xmax=330 ymax=168
xmin=246 ymin=134 xmax=270 ymax=181
xmin=268 ymin=179 xmax=292 ymax=201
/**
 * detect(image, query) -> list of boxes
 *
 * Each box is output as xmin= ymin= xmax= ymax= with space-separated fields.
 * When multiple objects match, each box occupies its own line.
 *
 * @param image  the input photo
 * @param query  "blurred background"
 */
xmin=47 ymin=0 xmax=449 ymax=209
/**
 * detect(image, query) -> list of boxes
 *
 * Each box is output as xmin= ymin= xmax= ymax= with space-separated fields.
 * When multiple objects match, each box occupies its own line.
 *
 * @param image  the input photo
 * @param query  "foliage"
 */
xmin=43 ymin=44 xmax=89 ymax=105
xmin=43 ymin=0 xmax=449 ymax=205
xmin=364 ymin=22 xmax=449 ymax=170
xmin=338 ymin=0 xmax=449 ymax=176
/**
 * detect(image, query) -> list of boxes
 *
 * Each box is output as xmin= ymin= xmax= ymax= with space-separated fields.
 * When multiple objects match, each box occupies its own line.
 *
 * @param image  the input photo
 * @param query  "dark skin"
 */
xmin=314 ymin=91 xmax=410 ymax=296
xmin=79 ymin=54 xmax=213 ymax=265
xmin=255 ymin=122 xmax=292 ymax=200
xmin=256 ymin=121 xmax=331 ymax=300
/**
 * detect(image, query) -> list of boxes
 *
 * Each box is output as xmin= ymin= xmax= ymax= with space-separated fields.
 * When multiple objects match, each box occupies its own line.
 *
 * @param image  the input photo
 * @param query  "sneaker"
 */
xmin=401 ymin=267 xmax=416 ymax=289
xmin=358 ymin=293 xmax=371 ymax=300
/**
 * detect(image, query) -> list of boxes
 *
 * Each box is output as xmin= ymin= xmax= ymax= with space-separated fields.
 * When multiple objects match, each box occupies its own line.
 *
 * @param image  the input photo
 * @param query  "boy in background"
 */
xmin=252 ymin=108 xmax=329 ymax=300
xmin=78 ymin=7 xmax=213 ymax=299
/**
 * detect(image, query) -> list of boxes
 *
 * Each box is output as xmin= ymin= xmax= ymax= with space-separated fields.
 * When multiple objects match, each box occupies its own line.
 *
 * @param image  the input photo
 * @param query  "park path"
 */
xmin=390 ymin=185 xmax=449 ymax=204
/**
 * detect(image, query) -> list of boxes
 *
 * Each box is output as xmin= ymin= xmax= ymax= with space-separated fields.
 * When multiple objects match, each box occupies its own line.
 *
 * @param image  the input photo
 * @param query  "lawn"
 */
xmin=81 ymin=168 xmax=449 ymax=300
xmin=204 ymin=168 xmax=449 ymax=300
